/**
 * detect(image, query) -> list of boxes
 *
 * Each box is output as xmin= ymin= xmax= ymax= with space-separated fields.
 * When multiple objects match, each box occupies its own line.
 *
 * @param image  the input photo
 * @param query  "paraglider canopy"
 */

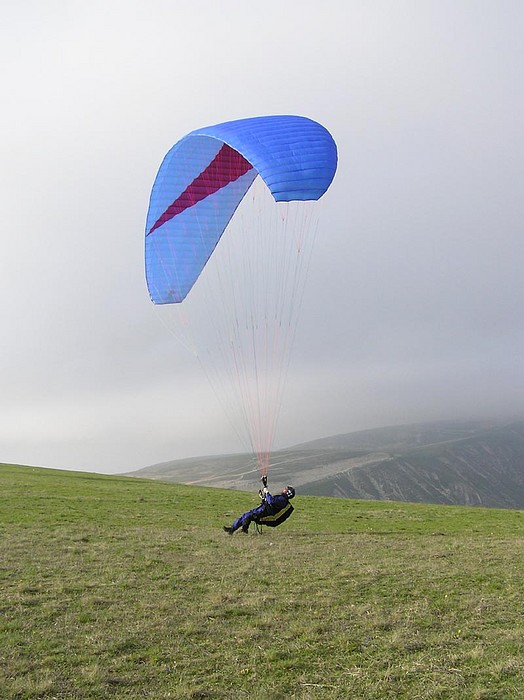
xmin=145 ymin=115 xmax=337 ymax=304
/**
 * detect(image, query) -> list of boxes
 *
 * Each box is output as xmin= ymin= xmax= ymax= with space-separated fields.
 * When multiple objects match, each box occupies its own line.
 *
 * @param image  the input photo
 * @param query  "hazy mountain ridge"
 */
xmin=127 ymin=420 xmax=524 ymax=509
xmin=288 ymin=419 xmax=500 ymax=452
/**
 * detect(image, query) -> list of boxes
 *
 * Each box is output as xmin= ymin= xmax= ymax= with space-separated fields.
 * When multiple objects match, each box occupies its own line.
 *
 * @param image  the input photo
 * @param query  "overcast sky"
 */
xmin=2 ymin=0 xmax=523 ymax=473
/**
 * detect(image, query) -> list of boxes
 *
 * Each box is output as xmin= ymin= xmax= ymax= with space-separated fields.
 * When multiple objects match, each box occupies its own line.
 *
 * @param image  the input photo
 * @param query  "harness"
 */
xmin=254 ymin=501 xmax=294 ymax=528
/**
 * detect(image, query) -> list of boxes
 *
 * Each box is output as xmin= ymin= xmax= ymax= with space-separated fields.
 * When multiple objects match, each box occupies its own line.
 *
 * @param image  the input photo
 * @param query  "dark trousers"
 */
xmin=231 ymin=503 xmax=269 ymax=531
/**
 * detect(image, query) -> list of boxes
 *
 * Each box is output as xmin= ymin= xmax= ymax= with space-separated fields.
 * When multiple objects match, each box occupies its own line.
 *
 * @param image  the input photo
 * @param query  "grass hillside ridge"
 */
xmin=1 ymin=463 xmax=523 ymax=699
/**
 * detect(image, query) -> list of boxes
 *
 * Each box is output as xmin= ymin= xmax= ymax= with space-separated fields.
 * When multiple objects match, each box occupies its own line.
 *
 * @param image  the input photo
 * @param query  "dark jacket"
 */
xmin=256 ymin=490 xmax=294 ymax=527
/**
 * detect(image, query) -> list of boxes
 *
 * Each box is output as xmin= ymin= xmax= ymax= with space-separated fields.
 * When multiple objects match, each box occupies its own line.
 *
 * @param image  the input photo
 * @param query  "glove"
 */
xmin=258 ymin=487 xmax=269 ymax=500
xmin=261 ymin=475 xmax=268 ymax=488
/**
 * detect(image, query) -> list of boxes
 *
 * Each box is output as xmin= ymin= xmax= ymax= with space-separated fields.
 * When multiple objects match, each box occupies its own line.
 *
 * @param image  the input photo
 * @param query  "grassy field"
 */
xmin=1 ymin=464 xmax=523 ymax=699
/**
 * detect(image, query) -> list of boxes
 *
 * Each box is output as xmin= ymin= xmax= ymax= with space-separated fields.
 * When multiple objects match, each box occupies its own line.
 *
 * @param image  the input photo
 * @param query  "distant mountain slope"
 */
xmin=299 ymin=422 xmax=524 ymax=508
xmin=288 ymin=419 xmax=499 ymax=452
xmin=127 ymin=420 xmax=524 ymax=509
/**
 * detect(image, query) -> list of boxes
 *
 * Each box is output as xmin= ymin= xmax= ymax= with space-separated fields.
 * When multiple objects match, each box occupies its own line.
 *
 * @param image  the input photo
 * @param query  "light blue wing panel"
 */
xmin=146 ymin=166 xmax=257 ymax=303
xmin=145 ymin=115 xmax=338 ymax=304
xmin=145 ymin=135 xmax=221 ymax=235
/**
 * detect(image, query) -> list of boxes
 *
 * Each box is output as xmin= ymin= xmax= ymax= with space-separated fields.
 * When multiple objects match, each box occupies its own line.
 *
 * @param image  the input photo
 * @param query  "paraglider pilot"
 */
xmin=223 ymin=477 xmax=295 ymax=534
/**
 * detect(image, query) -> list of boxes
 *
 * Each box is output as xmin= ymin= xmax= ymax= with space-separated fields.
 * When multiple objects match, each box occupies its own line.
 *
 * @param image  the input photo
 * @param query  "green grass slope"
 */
xmin=1 ymin=464 xmax=523 ymax=699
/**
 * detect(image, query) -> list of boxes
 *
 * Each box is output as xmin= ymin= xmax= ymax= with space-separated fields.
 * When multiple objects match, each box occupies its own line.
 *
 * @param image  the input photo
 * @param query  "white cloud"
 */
xmin=1 ymin=1 xmax=523 ymax=472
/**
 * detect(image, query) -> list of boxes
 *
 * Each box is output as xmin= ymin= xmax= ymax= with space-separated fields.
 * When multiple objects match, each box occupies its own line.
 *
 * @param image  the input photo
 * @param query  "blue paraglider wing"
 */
xmin=145 ymin=115 xmax=337 ymax=304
